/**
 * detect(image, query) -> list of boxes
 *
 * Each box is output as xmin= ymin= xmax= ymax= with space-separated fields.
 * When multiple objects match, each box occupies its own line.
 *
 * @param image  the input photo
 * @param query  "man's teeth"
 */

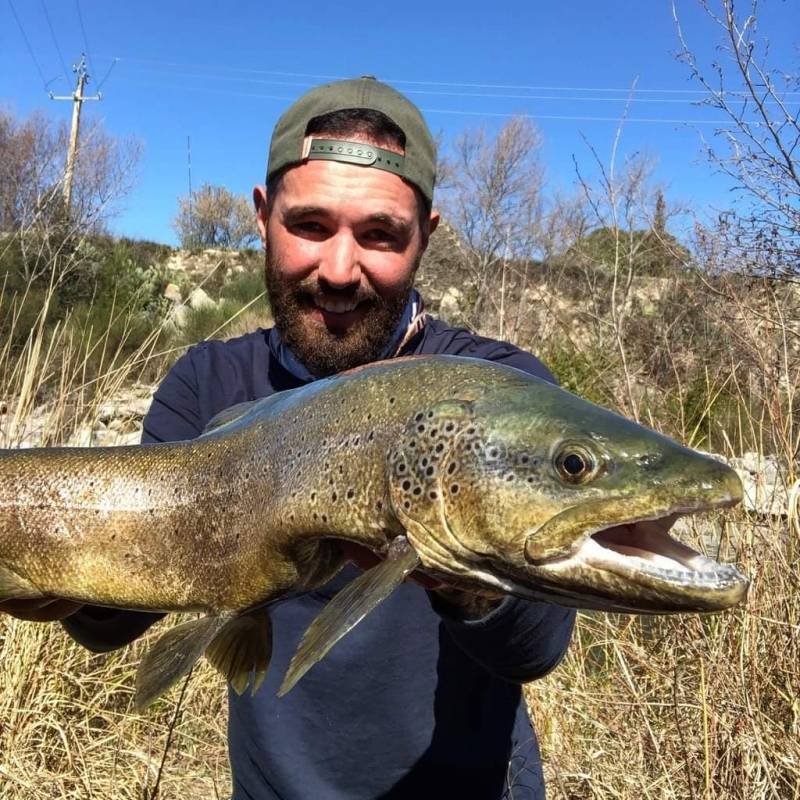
xmin=316 ymin=298 xmax=359 ymax=314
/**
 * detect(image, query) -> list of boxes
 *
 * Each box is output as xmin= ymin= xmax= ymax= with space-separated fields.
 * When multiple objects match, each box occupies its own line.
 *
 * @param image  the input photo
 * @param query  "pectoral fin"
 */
xmin=0 ymin=566 xmax=44 ymax=600
xmin=135 ymin=614 xmax=233 ymax=710
xmin=205 ymin=607 xmax=272 ymax=696
xmin=278 ymin=538 xmax=420 ymax=697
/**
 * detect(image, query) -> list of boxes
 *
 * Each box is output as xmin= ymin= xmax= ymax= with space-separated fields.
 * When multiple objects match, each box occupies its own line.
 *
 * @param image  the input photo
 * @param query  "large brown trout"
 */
xmin=0 ymin=356 xmax=747 ymax=707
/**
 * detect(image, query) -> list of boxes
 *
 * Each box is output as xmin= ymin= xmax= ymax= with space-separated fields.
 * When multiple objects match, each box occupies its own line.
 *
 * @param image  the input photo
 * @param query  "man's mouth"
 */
xmin=302 ymin=294 xmax=372 ymax=332
xmin=316 ymin=297 xmax=360 ymax=314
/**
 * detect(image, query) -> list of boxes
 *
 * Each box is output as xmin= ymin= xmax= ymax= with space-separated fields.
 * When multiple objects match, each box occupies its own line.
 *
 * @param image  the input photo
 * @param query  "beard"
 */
xmin=265 ymin=246 xmax=418 ymax=377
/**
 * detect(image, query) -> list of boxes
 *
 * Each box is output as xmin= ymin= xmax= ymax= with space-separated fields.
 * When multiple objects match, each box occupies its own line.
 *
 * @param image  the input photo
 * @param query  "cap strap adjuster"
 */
xmin=304 ymin=137 xmax=405 ymax=177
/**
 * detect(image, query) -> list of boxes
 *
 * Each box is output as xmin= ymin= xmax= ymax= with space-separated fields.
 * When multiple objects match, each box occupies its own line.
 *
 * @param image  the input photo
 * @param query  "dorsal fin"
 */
xmin=201 ymin=400 xmax=261 ymax=435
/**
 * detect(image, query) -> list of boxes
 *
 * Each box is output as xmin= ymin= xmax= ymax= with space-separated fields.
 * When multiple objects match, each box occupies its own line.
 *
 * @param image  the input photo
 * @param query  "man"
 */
xmin=1 ymin=77 xmax=575 ymax=799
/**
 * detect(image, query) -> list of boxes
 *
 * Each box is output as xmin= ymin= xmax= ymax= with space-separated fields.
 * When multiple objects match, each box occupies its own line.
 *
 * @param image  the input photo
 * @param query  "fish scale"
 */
xmin=0 ymin=355 xmax=748 ymax=709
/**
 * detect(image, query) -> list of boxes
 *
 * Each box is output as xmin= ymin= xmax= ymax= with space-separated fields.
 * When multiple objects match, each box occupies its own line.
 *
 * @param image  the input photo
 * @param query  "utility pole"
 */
xmin=50 ymin=54 xmax=101 ymax=216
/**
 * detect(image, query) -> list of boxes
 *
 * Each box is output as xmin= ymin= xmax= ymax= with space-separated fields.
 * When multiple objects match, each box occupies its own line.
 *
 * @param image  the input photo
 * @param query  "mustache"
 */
xmin=293 ymin=278 xmax=379 ymax=307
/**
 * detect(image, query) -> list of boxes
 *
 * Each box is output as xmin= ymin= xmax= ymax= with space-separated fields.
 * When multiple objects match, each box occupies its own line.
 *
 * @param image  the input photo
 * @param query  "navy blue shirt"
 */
xmin=64 ymin=318 xmax=576 ymax=800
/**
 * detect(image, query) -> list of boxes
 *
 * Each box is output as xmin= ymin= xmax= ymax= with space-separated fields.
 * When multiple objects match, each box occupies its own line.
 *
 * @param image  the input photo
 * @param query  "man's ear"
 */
xmin=420 ymin=208 xmax=440 ymax=250
xmin=253 ymin=186 xmax=268 ymax=248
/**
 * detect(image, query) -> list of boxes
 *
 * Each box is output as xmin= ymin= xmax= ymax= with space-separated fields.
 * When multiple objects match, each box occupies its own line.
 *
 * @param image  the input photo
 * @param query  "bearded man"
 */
xmin=7 ymin=78 xmax=576 ymax=799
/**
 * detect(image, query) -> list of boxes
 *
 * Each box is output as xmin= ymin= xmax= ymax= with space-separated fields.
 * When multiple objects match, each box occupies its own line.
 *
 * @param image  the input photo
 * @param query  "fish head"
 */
xmin=387 ymin=379 xmax=748 ymax=614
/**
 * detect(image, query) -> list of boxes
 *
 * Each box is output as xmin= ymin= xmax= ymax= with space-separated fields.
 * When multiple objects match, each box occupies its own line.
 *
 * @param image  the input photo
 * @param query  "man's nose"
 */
xmin=317 ymin=232 xmax=362 ymax=289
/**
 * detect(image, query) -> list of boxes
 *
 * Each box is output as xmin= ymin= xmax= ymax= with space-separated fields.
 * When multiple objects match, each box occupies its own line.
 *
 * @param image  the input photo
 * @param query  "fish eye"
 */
xmin=554 ymin=445 xmax=598 ymax=485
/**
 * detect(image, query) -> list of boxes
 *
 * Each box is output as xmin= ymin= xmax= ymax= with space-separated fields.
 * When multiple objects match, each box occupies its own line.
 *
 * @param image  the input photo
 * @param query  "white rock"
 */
xmin=439 ymin=286 xmax=464 ymax=323
xmin=187 ymin=287 xmax=216 ymax=310
xmin=164 ymin=283 xmax=182 ymax=304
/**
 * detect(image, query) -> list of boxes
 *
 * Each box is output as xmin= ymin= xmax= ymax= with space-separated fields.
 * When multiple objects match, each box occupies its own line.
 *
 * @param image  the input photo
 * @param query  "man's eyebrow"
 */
xmin=362 ymin=213 xmax=412 ymax=235
xmin=282 ymin=205 xmax=326 ymax=220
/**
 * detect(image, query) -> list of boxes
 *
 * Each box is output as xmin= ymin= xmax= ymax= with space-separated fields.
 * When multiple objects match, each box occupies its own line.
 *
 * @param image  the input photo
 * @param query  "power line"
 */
xmin=95 ymin=57 xmax=119 ymax=92
xmin=75 ymin=0 xmax=95 ymax=78
xmin=113 ymin=65 xmax=800 ymax=107
xmin=100 ymin=54 xmax=800 ymax=98
xmin=41 ymin=0 xmax=70 ymax=84
xmin=117 ymin=78 xmax=738 ymax=125
xmin=7 ymin=0 xmax=56 ymax=91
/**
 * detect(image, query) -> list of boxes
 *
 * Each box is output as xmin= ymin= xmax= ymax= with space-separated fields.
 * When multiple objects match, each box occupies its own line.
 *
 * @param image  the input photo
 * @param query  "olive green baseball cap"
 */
xmin=267 ymin=76 xmax=437 ymax=204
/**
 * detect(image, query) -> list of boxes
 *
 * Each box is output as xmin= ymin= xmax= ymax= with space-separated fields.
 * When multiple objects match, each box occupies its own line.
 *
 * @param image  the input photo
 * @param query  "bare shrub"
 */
xmin=173 ymin=184 xmax=258 ymax=250
xmin=674 ymin=0 xmax=800 ymax=279
xmin=438 ymin=117 xmax=545 ymax=324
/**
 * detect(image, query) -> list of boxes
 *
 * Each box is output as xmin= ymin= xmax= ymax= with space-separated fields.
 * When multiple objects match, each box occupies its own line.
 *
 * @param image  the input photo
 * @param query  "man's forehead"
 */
xmin=274 ymin=157 xmax=419 ymax=221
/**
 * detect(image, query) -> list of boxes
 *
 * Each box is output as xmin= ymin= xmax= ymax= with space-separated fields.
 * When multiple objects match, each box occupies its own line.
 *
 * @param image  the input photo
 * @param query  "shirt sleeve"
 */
xmin=61 ymin=350 xmax=204 ymax=652
xmin=429 ymin=335 xmax=577 ymax=682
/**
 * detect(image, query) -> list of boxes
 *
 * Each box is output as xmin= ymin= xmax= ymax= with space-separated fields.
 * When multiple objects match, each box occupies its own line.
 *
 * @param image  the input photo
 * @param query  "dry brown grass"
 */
xmin=1 ymin=251 xmax=798 ymax=798
xmin=527 ymin=506 xmax=799 ymax=799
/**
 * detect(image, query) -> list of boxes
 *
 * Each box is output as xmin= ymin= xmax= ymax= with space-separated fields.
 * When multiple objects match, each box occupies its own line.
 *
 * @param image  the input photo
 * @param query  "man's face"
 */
xmin=254 ymin=150 xmax=439 ymax=377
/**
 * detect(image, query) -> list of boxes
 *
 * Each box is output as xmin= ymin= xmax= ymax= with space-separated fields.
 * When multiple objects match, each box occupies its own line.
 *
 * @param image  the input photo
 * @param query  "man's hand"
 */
xmin=0 ymin=598 xmax=84 ymax=622
xmin=338 ymin=541 xmax=504 ymax=619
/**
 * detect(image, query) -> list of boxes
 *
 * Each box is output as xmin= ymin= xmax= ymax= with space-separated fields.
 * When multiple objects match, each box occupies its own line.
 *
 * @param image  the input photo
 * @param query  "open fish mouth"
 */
xmin=515 ymin=504 xmax=749 ymax=612
xmin=583 ymin=512 xmax=743 ymax=589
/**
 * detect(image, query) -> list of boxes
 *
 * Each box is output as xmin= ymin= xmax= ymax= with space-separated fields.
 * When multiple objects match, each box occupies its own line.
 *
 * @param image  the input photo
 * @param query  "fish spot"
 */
xmin=413 ymin=486 xmax=422 ymax=496
xmin=331 ymin=492 xmax=337 ymax=502
xmin=311 ymin=492 xmax=316 ymax=501
xmin=447 ymin=461 xmax=458 ymax=475
xmin=425 ymin=466 xmax=435 ymax=477
xmin=346 ymin=489 xmax=355 ymax=500
xmin=389 ymin=397 xmax=396 ymax=405
xmin=322 ymin=514 xmax=328 ymax=524
xmin=426 ymin=411 xmax=434 ymax=419
xmin=505 ymin=473 xmax=515 ymax=482
xmin=445 ymin=422 xmax=456 ymax=433
xmin=402 ymin=480 xmax=412 ymax=492
xmin=414 ymin=412 xmax=424 ymax=422
xmin=435 ymin=443 xmax=444 ymax=453
xmin=353 ymin=436 xmax=360 ymax=446
xmin=429 ymin=490 xmax=438 ymax=500
xmin=450 ymin=484 xmax=460 ymax=495
xmin=417 ymin=424 xmax=426 ymax=433
xmin=429 ymin=428 xmax=438 ymax=437
xmin=397 ymin=462 xmax=407 ymax=475
xmin=375 ymin=500 xmax=384 ymax=511
xmin=403 ymin=500 xmax=410 ymax=509
xmin=368 ymin=431 xmax=375 ymax=441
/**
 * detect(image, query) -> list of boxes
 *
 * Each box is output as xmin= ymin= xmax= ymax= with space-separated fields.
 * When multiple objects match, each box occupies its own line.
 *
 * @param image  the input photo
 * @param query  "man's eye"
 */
xmin=292 ymin=221 xmax=326 ymax=235
xmin=362 ymin=229 xmax=396 ymax=244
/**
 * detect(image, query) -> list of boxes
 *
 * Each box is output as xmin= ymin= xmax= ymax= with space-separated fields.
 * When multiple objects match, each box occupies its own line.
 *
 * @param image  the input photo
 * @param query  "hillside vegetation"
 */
xmin=1 ymin=2 xmax=798 ymax=794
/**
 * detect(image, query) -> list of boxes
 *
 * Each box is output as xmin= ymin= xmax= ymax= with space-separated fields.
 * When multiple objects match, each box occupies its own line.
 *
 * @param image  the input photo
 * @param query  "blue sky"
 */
xmin=2 ymin=0 xmax=798 ymax=245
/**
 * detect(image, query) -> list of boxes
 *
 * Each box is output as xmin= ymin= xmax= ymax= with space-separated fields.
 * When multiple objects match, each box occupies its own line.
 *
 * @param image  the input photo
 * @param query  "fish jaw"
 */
xmin=515 ymin=504 xmax=749 ymax=613
xmin=513 ymin=458 xmax=749 ymax=612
